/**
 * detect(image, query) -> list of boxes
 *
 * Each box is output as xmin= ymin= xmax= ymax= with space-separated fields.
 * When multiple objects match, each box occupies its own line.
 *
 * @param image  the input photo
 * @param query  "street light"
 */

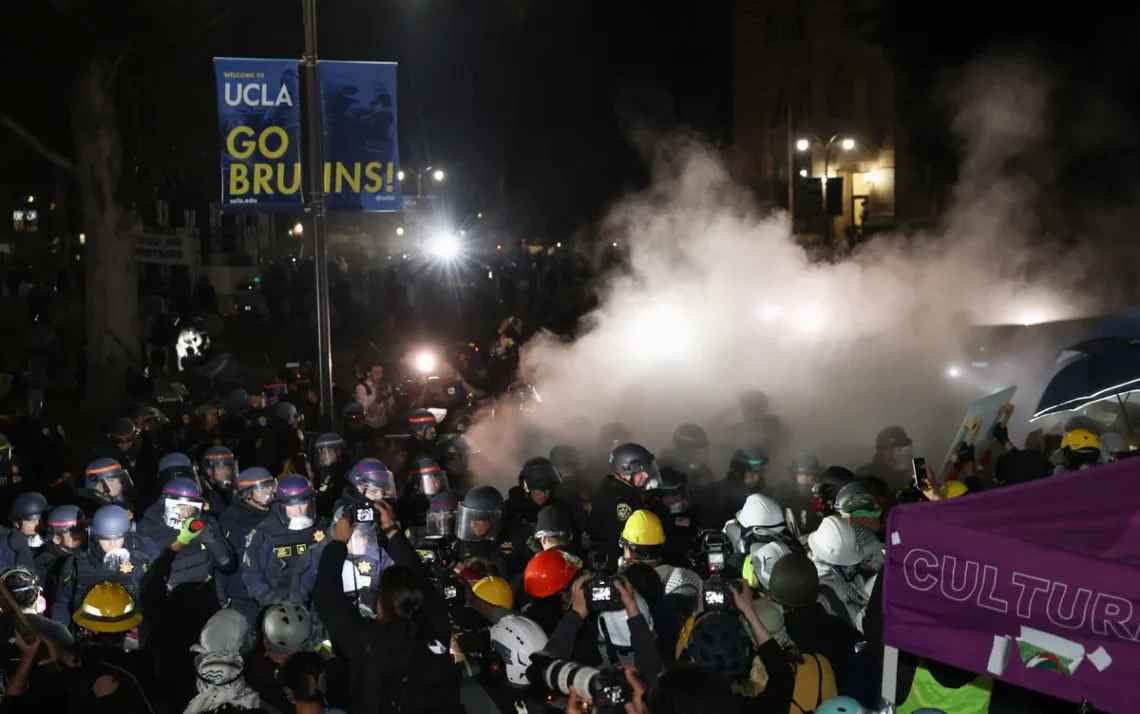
xmin=428 ymin=232 xmax=461 ymax=260
xmin=291 ymin=222 xmax=303 ymax=237
xmin=399 ymin=166 xmax=446 ymax=197
xmin=794 ymin=133 xmax=859 ymax=242
xmin=397 ymin=170 xmax=406 ymax=181
xmin=396 ymin=227 xmax=405 ymax=236
xmin=799 ymin=169 xmax=808 ymax=178
xmin=432 ymin=169 xmax=445 ymax=182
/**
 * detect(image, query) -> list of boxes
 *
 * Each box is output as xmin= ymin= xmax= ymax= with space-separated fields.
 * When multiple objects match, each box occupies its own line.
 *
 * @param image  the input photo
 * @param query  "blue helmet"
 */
xmin=276 ymin=474 xmax=314 ymax=505
xmin=314 ymin=433 xmax=345 ymax=468
xmin=162 ymin=478 xmax=203 ymax=528
xmin=236 ymin=467 xmax=277 ymax=508
xmin=109 ymin=417 xmax=138 ymax=444
xmin=274 ymin=401 xmax=299 ymax=426
xmin=409 ymin=458 xmax=448 ymax=496
xmin=47 ymin=505 xmax=85 ymax=534
xmin=202 ymin=446 xmax=238 ymax=487
xmin=90 ymin=505 xmax=132 ymax=539
xmin=159 ymin=452 xmax=193 ymax=475
xmin=224 ymin=388 xmax=252 ymax=416
xmin=163 ymin=477 xmax=202 ymax=501
xmin=815 ymin=697 xmax=871 ymax=714
xmin=84 ymin=457 xmax=133 ymax=501
xmin=9 ymin=492 xmax=50 ymax=522
xmin=408 ymin=409 xmax=437 ymax=437
xmin=347 ymin=459 xmax=396 ymax=500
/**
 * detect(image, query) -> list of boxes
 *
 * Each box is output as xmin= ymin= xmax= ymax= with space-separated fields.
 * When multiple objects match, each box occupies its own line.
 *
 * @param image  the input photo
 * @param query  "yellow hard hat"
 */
xmin=72 ymin=582 xmax=142 ymax=633
xmin=472 ymin=576 xmax=514 ymax=610
xmin=939 ymin=480 xmax=969 ymax=499
xmin=619 ymin=509 xmax=665 ymax=547
xmin=1062 ymin=428 xmax=1101 ymax=452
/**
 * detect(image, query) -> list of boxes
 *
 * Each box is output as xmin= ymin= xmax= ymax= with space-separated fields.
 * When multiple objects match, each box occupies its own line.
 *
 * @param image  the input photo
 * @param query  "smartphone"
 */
xmin=911 ymin=458 xmax=927 ymax=490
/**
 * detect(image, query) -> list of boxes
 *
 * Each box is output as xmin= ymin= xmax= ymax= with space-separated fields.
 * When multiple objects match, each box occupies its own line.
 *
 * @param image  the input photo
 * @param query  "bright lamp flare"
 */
xmin=795 ymin=139 xmax=810 ymax=151
xmin=429 ymin=234 xmax=461 ymax=260
xmin=414 ymin=351 xmax=437 ymax=374
xmin=841 ymin=138 xmax=856 ymax=151
xmin=946 ymin=365 xmax=961 ymax=379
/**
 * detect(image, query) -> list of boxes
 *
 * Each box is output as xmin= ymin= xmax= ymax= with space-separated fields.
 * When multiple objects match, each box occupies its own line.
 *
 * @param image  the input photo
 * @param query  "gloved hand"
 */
xmin=177 ymin=518 xmax=204 ymax=546
xmin=992 ymin=421 xmax=1010 ymax=444
xmin=954 ymin=440 xmax=975 ymax=467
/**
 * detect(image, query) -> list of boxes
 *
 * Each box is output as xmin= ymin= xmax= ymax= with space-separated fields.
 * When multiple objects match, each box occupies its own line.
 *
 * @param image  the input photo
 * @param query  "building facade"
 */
xmin=732 ymin=0 xmax=901 ymax=238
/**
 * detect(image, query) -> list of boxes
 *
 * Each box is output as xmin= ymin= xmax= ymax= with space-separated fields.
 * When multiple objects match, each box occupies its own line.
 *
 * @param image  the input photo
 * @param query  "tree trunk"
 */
xmin=72 ymin=58 xmax=139 ymax=410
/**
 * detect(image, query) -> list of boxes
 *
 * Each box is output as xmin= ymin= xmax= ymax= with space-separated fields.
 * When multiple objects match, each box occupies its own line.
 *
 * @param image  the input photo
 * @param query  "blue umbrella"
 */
xmin=1032 ymin=340 xmax=1140 ymax=421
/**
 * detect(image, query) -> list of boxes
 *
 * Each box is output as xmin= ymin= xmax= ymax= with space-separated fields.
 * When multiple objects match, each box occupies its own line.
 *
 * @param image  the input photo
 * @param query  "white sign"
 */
xmin=135 ymin=229 xmax=190 ymax=266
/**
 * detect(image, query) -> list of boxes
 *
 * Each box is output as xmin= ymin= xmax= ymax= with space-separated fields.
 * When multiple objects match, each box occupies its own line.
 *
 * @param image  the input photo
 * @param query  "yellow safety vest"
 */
xmin=897 ymin=660 xmax=993 ymax=714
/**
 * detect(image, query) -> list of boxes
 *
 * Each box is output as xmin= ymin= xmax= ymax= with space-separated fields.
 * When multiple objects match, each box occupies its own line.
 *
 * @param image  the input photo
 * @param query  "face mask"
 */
xmin=287 ymin=516 xmax=314 ymax=531
xmin=103 ymin=548 xmax=132 ymax=569
xmin=26 ymin=534 xmax=43 ymax=549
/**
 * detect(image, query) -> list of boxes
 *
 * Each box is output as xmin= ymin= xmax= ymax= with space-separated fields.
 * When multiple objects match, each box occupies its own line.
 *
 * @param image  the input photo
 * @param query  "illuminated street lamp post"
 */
xmin=396 ymin=166 xmax=445 ymax=198
xmin=796 ymin=134 xmax=856 ymax=241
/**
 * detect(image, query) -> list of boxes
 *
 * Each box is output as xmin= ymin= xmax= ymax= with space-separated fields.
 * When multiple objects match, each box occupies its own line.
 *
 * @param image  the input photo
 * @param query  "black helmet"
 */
xmin=875 ymin=426 xmax=912 ymax=452
xmin=834 ymin=481 xmax=883 ymax=519
xmin=535 ymin=505 xmax=572 ymax=539
xmin=650 ymin=466 xmax=692 ymax=515
xmin=672 ymin=423 xmax=709 ymax=450
xmin=519 ymin=457 xmax=561 ymax=492
xmin=814 ymin=466 xmax=856 ymax=501
xmin=599 ymin=422 xmax=632 ymax=449
xmin=728 ymin=445 xmax=769 ymax=479
xmin=767 ymin=552 xmax=821 ymax=609
xmin=462 ymin=485 xmax=504 ymax=512
xmin=687 ymin=611 xmax=754 ymax=679
xmin=788 ymin=452 xmax=823 ymax=476
xmin=548 ymin=444 xmax=581 ymax=473
xmin=609 ymin=443 xmax=660 ymax=490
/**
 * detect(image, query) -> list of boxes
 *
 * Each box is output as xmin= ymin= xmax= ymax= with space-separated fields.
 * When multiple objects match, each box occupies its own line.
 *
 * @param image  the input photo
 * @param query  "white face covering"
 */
xmin=287 ymin=515 xmax=314 ymax=532
xmin=104 ymin=548 xmax=132 ymax=569
xmin=25 ymin=534 xmax=43 ymax=549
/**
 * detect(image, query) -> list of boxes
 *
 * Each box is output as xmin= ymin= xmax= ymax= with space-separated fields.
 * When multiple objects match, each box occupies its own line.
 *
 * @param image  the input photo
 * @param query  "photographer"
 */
xmin=312 ymin=499 xmax=462 ymax=714
xmin=545 ymin=573 xmax=663 ymax=684
xmin=678 ymin=578 xmax=793 ymax=710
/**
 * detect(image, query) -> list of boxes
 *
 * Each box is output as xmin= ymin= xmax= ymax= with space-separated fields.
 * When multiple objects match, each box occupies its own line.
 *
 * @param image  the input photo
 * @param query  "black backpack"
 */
xmin=376 ymin=636 xmax=462 ymax=714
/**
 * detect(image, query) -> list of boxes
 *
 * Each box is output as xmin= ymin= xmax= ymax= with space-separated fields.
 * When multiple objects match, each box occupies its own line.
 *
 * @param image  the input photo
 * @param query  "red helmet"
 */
xmin=524 ymin=549 xmax=581 ymax=599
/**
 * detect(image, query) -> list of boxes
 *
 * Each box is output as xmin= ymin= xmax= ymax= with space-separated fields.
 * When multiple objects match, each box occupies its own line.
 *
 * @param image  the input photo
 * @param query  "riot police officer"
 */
xmin=51 ymin=504 xmax=152 ymax=624
xmin=505 ymin=457 xmax=577 ymax=562
xmin=434 ymin=431 xmax=479 ymax=490
xmin=454 ymin=485 xmax=513 ymax=578
xmin=405 ymin=408 xmax=438 ymax=463
xmin=9 ymin=491 xmax=50 ymax=556
xmin=220 ymin=467 xmax=277 ymax=625
xmin=76 ymin=457 xmax=138 ymax=519
xmin=706 ymin=445 xmax=771 ymax=526
xmin=331 ymin=462 xmax=397 ymax=613
xmin=158 ymin=452 xmax=197 ymax=486
xmin=644 ymin=466 xmax=702 ymax=567
xmin=136 ymin=477 xmax=236 ymax=593
xmin=406 ymin=491 xmax=458 ymax=548
xmin=589 ymin=442 xmax=661 ymax=560
xmin=396 ymin=457 xmax=449 ymax=529
xmin=311 ymin=433 xmax=348 ymax=513
xmin=660 ymin=423 xmax=716 ymax=487
xmin=200 ymin=445 xmax=238 ymax=511
xmin=241 ymin=474 xmax=329 ymax=611
xmin=260 ymin=401 xmax=308 ymax=477
xmin=34 ymin=504 xmax=85 ymax=609
xmin=100 ymin=416 xmax=161 ymax=495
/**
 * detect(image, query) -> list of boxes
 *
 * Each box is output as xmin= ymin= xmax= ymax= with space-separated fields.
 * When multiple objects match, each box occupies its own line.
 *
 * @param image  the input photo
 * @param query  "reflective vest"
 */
xmin=897 ymin=660 xmax=993 ymax=714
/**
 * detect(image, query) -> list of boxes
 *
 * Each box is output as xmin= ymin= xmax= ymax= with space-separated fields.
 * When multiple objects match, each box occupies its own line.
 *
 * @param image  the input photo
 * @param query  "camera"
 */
xmin=702 ymin=576 xmax=738 ymax=614
xmin=415 ymin=536 xmax=453 ymax=570
xmin=585 ymin=576 xmax=625 ymax=613
xmin=526 ymin=653 xmax=634 ymax=714
xmin=355 ymin=507 xmax=375 ymax=523
xmin=689 ymin=530 xmax=729 ymax=578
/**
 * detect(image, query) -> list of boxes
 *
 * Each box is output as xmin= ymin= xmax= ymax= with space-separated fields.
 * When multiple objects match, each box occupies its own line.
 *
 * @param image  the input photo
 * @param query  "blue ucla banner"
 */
xmin=214 ymin=58 xmax=304 ymax=213
xmin=319 ymin=61 xmax=403 ymax=212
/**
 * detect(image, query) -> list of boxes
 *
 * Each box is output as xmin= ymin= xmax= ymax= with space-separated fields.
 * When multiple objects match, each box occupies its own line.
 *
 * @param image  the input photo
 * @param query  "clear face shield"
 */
xmin=660 ymin=485 xmax=692 ymax=515
xmin=245 ymin=480 xmax=277 ymax=509
xmin=426 ymin=508 xmax=457 ymax=539
xmin=163 ymin=496 xmax=203 ymax=529
xmin=316 ymin=445 xmax=342 ymax=469
xmin=91 ymin=470 xmax=136 ymax=504
xmin=205 ymin=458 xmax=237 ymax=489
xmin=456 ymin=504 xmax=501 ymax=542
xmin=888 ymin=445 xmax=914 ymax=470
xmin=414 ymin=467 xmax=449 ymax=497
xmin=624 ymin=461 xmax=661 ymax=491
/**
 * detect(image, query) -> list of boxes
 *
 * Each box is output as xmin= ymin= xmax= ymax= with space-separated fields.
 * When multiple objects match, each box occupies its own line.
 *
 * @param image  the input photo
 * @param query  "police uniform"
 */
xmin=135 ymin=502 xmax=235 ymax=593
xmin=0 ymin=526 xmax=34 ymax=571
xmin=220 ymin=498 xmax=270 ymax=623
xmin=588 ymin=475 xmax=642 ymax=559
xmin=241 ymin=512 xmax=329 ymax=609
xmin=51 ymin=545 xmax=151 ymax=625
xmin=341 ymin=530 xmax=392 ymax=612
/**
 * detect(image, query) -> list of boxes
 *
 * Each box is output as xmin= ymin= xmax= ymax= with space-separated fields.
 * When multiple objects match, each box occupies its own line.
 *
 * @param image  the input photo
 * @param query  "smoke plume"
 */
xmin=466 ymin=57 xmax=1113 ymax=491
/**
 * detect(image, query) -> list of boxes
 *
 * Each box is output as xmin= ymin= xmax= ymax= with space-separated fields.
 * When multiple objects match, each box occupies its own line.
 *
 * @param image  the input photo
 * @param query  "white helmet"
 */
xmin=807 ymin=516 xmax=865 ymax=567
xmin=749 ymin=540 xmax=792 ymax=590
xmin=737 ymin=493 xmax=785 ymax=530
xmin=490 ymin=615 xmax=549 ymax=686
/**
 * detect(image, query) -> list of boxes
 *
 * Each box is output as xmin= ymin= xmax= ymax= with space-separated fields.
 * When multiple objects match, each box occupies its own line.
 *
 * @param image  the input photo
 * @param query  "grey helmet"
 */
xmin=263 ymin=601 xmax=312 ymax=653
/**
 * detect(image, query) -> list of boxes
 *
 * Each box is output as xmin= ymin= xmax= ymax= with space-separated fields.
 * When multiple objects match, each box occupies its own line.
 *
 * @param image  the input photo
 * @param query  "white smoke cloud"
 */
xmin=466 ymin=57 xmax=1110 ymax=491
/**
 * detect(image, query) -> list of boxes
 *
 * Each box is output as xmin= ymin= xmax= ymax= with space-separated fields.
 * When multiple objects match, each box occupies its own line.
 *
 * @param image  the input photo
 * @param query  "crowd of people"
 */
xmin=0 ymin=313 xmax=1119 ymax=714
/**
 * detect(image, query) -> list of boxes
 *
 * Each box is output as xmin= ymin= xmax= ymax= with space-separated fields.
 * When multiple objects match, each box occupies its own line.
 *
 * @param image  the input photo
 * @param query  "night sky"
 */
xmin=1 ymin=0 xmax=1139 ymax=239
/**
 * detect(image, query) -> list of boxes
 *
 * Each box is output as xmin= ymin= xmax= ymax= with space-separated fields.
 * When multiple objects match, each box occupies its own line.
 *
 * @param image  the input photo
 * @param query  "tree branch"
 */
xmin=0 ymin=113 xmax=76 ymax=173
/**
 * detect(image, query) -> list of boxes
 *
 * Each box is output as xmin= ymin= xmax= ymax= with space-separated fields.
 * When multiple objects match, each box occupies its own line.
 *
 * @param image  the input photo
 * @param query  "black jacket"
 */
xmin=313 ymin=534 xmax=462 ymax=714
